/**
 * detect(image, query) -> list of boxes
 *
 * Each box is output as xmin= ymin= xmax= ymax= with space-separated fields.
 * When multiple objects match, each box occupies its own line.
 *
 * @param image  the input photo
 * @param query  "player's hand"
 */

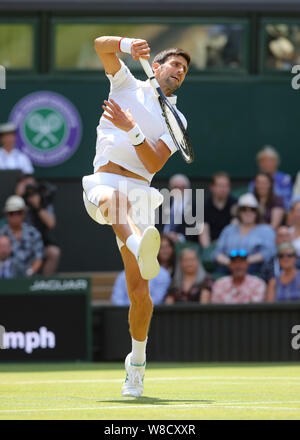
xmin=102 ymin=99 xmax=136 ymax=132
xmin=131 ymin=39 xmax=150 ymax=61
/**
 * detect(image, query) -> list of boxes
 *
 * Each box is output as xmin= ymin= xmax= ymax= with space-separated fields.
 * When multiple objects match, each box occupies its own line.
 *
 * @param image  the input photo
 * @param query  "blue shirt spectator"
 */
xmin=267 ymin=242 xmax=300 ymax=302
xmin=275 ymin=271 xmax=300 ymax=301
xmin=215 ymin=223 xmax=276 ymax=262
xmin=0 ymin=195 xmax=44 ymax=276
xmin=214 ymin=193 xmax=276 ymax=274
xmin=111 ymin=267 xmax=171 ymax=306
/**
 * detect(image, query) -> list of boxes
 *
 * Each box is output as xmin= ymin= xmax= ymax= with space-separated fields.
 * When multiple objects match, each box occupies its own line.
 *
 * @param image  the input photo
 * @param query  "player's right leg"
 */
xmin=82 ymin=173 xmax=160 ymax=280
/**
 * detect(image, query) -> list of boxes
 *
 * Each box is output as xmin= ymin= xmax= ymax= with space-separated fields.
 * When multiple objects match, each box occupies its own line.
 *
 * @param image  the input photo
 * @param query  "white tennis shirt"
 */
xmin=93 ymin=60 xmax=187 ymax=182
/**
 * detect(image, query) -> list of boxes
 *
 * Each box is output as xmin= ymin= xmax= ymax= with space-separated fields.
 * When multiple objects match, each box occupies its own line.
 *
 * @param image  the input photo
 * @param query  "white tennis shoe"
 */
xmin=121 ymin=353 xmax=145 ymax=398
xmin=137 ymin=226 xmax=160 ymax=280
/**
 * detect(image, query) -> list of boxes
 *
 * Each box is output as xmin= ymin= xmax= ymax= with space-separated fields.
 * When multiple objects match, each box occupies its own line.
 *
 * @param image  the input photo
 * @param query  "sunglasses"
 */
xmin=278 ymin=253 xmax=296 ymax=259
xmin=230 ymin=249 xmax=248 ymax=258
xmin=7 ymin=211 xmax=24 ymax=216
xmin=240 ymin=206 xmax=256 ymax=212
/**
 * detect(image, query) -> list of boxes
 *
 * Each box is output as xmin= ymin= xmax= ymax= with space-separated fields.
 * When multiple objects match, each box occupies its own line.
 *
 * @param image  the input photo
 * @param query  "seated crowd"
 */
xmin=1 ymin=119 xmax=300 ymax=303
xmin=111 ymin=145 xmax=300 ymax=305
xmin=0 ymin=122 xmax=60 ymax=278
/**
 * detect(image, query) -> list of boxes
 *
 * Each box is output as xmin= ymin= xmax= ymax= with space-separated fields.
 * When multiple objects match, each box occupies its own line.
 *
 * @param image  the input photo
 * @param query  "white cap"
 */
xmin=238 ymin=193 xmax=258 ymax=208
xmin=0 ymin=122 xmax=17 ymax=134
xmin=4 ymin=195 xmax=26 ymax=213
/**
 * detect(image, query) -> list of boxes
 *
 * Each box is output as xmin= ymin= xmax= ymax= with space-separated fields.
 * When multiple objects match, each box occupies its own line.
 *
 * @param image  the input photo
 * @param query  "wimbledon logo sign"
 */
xmin=9 ymin=91 xmax=82 ymax=167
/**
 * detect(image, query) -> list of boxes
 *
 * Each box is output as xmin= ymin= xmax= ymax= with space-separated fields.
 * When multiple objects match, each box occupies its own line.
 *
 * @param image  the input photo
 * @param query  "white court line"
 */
xmin=0 ymin=401 xmax=300 ymax=414
xmin=1 ymin=376 xmax=300 ymax=385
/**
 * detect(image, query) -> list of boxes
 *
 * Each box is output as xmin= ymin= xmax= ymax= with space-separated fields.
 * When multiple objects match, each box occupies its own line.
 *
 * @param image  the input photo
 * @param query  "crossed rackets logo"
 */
xmin=24 ymin=109 xmax=66 ymax=149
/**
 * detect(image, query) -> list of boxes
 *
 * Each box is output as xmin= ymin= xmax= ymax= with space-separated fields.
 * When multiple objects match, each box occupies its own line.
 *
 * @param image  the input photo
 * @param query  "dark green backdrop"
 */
xmin=1 ymin=74 xmax=298 ymax=179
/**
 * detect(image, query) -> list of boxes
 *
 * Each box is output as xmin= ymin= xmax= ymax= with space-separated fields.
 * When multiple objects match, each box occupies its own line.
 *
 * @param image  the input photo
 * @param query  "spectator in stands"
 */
xmin=15 ymin=173 xmax=36 ymax=197
xmin=0 ymin=195 xmax=44 ymax=277
xmin=214 ymin=193 xmax=276 ymax=274
xmin=211 ymin=249 xmax=266 ymax=303
xmin=0 ymin=235 xmax=24 ymax=278
xmin=249 ymin=146 xmax=292 ymax=210
xmin=15 ymin=174 xmax=60 ymax=276
xmin=157 ymin=234 xmax=177 ymax=279
xmin=260 ymin=225 xmax=300 ymax=283
xmin=111 ymin=266 xmax=171 ymax=306
xmin=160 ymin=174 xmax=198 ymax=243
xmin=253 ymin=172 xmax=285 ymax=229
xmin=288 ymin=197 xmax=300 ymax=257
xmin=267 ymin=242 xmax=300 ymax=302
xmin=200 ymin=172 xmax=237 ymax=248
xmin=0 ymin=123 xmax=34 ymax=174
xmin=164 ymin=248 xmax=211 ymax=304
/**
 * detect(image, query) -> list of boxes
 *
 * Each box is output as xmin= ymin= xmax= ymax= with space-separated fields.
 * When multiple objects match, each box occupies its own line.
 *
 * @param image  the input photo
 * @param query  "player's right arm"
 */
xmin=94 ymin=36 xmax=150 ymax=75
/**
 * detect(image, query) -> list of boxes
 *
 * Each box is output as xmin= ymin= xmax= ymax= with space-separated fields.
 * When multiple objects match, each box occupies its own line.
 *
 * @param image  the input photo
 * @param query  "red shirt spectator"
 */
xmin=211 ymin=249 xmax=266 ymax=303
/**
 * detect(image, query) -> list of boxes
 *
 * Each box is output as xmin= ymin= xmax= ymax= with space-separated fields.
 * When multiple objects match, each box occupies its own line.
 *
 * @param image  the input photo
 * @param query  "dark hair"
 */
xmin=211 ymin=171 xmax=230 ymax=185
xmin=254 ymin=171 xmax=275 ymax=208
xmin=153 ymin=48 xmax=191 ymax=67
xmin=158 ymin=234 xmax=177 ymax=275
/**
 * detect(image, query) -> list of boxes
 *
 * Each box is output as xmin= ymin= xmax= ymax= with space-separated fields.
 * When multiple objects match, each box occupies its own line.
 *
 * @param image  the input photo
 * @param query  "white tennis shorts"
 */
xmin=82 ymin=172 xmax=163 ymax=250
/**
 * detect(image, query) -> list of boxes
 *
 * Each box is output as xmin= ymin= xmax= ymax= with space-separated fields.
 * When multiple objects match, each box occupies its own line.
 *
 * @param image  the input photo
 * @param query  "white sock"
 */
xmin=126 ymin=234 xmax=141 ymax=259
xmin=131 ymin=337 xmax=147 ymax=366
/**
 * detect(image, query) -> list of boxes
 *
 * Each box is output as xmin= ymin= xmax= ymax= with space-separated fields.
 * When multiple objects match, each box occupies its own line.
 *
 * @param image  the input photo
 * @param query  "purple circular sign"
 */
xmin=9 ymin=91 xmax=82 ymax=167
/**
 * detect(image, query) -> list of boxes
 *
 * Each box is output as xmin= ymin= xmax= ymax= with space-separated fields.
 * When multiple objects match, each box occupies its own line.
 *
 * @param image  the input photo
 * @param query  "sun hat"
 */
xmin=4 ymin=195 xmax=26 ymax=213
xmin=238 ymin=193 xmax=258 ymax=208
xmin=0 ymin=122 xmax=17 ymax=134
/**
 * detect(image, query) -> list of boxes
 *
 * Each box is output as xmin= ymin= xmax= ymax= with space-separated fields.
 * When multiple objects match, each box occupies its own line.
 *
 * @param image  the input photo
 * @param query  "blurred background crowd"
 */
xmin=1 ymin=120 xmax=300 ymax=305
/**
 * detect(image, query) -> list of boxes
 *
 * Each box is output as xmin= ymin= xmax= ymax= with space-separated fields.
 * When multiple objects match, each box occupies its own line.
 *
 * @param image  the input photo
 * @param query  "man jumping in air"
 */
xmin=82 ymin=36 xmax=190 ymax=397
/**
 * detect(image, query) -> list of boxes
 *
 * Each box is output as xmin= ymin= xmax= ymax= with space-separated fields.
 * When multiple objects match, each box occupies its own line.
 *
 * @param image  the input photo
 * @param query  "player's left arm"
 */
xmin=102 ymin=99 xmax=171 ymax=173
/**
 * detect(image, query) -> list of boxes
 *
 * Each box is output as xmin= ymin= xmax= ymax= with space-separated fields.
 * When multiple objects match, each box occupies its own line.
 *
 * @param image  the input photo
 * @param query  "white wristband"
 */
xmin=119 ymin=37 xmax=134 ymax=55
xmin=128 ymin=124 xmax=146 ymax=146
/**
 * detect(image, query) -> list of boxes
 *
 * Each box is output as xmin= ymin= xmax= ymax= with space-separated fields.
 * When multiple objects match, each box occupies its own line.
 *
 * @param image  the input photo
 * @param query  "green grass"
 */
xmin=0 ymin=362 xmax=300 ymax=420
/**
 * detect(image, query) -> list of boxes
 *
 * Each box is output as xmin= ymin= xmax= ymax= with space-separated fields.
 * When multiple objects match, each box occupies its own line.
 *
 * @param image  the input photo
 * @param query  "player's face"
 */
xmin=154 ymin=55 xmax=188 ymax=94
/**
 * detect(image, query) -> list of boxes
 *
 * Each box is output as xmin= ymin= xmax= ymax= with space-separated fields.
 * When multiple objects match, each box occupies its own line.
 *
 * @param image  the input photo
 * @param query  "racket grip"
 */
xmin=139 ymin=58 xmax=154 ymax=78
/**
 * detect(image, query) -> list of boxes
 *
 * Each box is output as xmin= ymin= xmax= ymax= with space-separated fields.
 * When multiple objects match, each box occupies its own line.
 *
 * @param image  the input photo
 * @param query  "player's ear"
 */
xmin=152 ymin=62 xmax=161 ymax=73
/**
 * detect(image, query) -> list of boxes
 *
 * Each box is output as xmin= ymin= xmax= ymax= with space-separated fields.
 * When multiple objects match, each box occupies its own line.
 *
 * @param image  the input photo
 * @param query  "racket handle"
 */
xmin=139 ymin=58 xmax=160 ymax=90
xmin=139 ymin=58 xmax=154 ymax=78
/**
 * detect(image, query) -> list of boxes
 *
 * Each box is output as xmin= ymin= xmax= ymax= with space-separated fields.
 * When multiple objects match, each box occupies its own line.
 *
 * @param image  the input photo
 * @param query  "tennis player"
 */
xmin=82 ymin=36 xmax=190 ymax=397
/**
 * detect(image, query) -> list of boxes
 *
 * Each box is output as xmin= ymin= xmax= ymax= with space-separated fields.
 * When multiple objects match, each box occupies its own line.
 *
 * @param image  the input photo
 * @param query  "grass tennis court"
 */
xmin=0 ymin=362 xmax=300 ymax=420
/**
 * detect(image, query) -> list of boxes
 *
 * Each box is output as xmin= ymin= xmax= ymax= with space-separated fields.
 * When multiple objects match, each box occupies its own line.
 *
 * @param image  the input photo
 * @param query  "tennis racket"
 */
xmin=139 ymin=58 xmax=194 ymax=164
